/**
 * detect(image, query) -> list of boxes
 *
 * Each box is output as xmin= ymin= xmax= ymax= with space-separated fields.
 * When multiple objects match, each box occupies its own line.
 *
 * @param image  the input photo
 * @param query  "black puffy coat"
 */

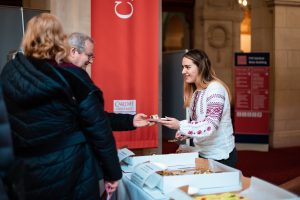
xmin=0 ymin=82 xmax=13 ymax=200
xmin=0 ymin=53 xmax=122 ymax=200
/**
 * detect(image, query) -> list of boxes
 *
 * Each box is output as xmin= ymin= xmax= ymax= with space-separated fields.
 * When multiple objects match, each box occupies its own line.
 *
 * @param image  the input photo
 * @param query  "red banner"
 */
xmin=91 ymin=1 xmax=159 ymax=148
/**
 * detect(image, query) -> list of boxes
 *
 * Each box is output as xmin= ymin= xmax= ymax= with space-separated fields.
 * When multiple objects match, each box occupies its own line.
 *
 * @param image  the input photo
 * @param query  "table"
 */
xmin=116 ymin=173 xmax=251 ymax=200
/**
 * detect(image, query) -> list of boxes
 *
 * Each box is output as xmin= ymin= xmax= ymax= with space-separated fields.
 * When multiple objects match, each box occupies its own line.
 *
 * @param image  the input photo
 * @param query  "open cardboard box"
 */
xmin=167 ymin=176 xmax=299 ymax=200
xmin=151 ymin=158 xmax=242 ymax=194
xmin=240 ymin=177 xmax=299 ymax=200
xmin=126 ymin=153 xmax=242 ymax=195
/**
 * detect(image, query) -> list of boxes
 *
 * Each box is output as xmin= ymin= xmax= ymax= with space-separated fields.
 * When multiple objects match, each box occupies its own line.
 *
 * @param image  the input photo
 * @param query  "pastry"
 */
xmin=150 ymin=114 xmax=159 ymax=119
xmin=157 ymin=168 xmax=212 ymax=176
xmin=194 ymin=192 xmax=249 ymax=200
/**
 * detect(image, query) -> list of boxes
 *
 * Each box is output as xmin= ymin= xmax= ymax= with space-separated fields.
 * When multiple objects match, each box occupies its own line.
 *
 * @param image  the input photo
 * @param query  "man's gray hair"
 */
xmin=68 ymin=32 xmax=94 ymax=53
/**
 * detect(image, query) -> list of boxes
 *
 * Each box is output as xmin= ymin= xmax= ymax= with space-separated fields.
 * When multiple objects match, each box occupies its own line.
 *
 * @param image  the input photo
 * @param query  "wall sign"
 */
xmin=234 ymin=53 xmax=270 ymax=144
xmin=113 ymin=100 xmax=136 ymax=115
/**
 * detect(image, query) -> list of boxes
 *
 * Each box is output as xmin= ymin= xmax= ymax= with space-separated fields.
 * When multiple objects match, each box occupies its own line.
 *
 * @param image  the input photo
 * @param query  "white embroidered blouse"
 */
xmin=178 ymin=81 xmax=235 ymax=160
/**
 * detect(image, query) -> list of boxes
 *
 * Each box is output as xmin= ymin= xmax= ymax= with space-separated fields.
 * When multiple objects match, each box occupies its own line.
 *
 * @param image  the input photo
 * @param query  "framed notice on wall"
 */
xmin=234 ymin=53 xmax=270 ymax=144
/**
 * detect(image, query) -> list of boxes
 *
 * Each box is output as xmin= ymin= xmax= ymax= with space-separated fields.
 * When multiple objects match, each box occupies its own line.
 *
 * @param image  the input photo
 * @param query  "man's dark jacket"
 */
xmin=58 ymin=62 xmax=136 ymax=132
xmin=0 ymin=53 xmax=132 ymax=200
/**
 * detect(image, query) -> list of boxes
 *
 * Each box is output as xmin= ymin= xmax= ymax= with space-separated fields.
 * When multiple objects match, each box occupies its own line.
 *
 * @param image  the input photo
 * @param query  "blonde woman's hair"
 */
xmin=22 ymin=13 xmax=68 ymax=64
xmin=182 ymin=49 xmax=231 ymax=107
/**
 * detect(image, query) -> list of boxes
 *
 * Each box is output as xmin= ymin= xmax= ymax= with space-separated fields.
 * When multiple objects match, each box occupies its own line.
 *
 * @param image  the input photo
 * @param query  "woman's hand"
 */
xmin=133 ymin=113 xmax=155 ymax=127
xmin=175 ymin=132 xmax=189 ymax=141
xmin=159 ymin=117 xmax=180 ymax=130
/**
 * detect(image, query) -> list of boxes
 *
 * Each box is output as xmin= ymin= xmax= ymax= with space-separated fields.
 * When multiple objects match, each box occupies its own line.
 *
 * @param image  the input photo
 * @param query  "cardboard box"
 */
xmin=240 ymin=177 xmax=299 ymax=200
xmin=167 ymin=176 xmax=299 ymax=200
xmin=124 ymin=152 xmax=242 ymax=195
xmin=152 ymin=158 xmax=242 ymax=194
xmin=123 ymin=152 xmax=199 ymax=168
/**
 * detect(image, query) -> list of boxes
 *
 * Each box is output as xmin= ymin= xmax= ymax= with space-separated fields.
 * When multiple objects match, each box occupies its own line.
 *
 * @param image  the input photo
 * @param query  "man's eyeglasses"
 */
xmin=74 ymin=47 xmax=94 ymax=62
xmin=85 ymin=53 xmax=94 ymax=62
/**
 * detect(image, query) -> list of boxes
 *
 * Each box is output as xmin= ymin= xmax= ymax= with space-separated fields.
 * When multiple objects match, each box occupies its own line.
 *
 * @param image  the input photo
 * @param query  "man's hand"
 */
xmin=104 ymin=180 xmax=119 ymax=198
xmin=133 ymin=113 xmax=155 ymax=127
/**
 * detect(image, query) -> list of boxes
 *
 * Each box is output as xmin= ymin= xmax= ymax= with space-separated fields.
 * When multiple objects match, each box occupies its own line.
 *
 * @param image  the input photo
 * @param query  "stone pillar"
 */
xmin=50 ymin=0 xmax=91 ymax=36
xmin=256 ymin=0 xmax=300 ymax=147
xmin=50 ymin=0 xmax=91 ymax=74
xmin=194 ymin=0 xmax=243 ymax=91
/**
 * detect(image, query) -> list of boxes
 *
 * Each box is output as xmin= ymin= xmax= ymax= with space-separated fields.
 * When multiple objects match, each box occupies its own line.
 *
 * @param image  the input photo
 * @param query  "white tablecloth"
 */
xmin=116 ymin=173 xmax=168 ymax=200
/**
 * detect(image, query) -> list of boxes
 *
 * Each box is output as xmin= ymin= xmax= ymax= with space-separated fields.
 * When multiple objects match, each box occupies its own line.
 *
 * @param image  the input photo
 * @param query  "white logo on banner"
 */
xmin=114 ymin=100 xmax=136 ymax=114
xmin=114 ymin=0 xmax=134 ymax=19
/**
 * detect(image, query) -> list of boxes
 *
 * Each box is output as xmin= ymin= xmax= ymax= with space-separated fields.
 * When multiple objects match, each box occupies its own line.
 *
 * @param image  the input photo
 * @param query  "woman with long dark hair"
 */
xmin=159 ymin=49 xmax=236 ymax=167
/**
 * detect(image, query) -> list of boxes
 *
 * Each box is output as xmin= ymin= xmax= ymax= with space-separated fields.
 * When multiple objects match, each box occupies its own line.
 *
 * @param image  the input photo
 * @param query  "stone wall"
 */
xmin=266 ymin=0 xmax=300 ymax=147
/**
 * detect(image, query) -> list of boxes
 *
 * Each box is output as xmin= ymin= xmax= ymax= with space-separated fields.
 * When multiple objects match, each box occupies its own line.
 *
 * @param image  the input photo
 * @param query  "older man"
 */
xmin=60 ymin=32 xmax=152 ymax=197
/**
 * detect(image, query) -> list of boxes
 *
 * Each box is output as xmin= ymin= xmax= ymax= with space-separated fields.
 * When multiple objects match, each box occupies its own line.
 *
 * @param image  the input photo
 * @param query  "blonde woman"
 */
xmin=160 ymin=49 xmax=236 ymax=167
xmin=1 ymin=13 xmax=121 ymax=199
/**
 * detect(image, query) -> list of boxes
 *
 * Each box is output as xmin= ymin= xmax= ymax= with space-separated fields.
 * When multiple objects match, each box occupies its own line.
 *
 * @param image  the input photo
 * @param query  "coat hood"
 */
xmin=0 ymin=53 xmax=72 ymax=106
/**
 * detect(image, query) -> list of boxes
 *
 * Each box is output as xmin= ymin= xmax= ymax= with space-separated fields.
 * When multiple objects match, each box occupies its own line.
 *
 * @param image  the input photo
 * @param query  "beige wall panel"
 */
xmin=252 ymin=7 xmax=273 ymax=29
xmin=274 ymin=6 xmax=286 ymax=27
xmin=287 ymin=50 xmax=300 ymax=68
xmin=273 ymin=120 xmax=287 ymax=132
xmin=273 ymin=90 xmax=300 ymax=120
xmin=23 ymin=0 xmax=50 ymax=10
xmin=272 ymin=119 xmax=300 ymax=133
xmin=251 ymin=0 xmax=268 ymax=8
xmin=50 ymin=0 xmax=91 ymax=36
xmin=274 ymin=50 xmax=287 ymax=69
xmin=275 ymin=28 xmax=300 ymax=50
xmin=233 ymin=21 xmax=242 ymax=52
xmin=214 ymin=68 xmax=233 ymax=90
xmin=286 ymin=7 xmax=300 ymax=28
xmin=251 ymin=28 xmax=273 ymax=51
xmin=275 ymin=68 xmax=300 ymax=90
xmin=286 ymin=119 xmax=300 ymax=130
xmin=203 ymin=10 xmax=242 ymax=21
xmin=271 ymin=130 xmax=300 ymax=147
xmin=194 ymin=0 xmax=205 ymax=49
